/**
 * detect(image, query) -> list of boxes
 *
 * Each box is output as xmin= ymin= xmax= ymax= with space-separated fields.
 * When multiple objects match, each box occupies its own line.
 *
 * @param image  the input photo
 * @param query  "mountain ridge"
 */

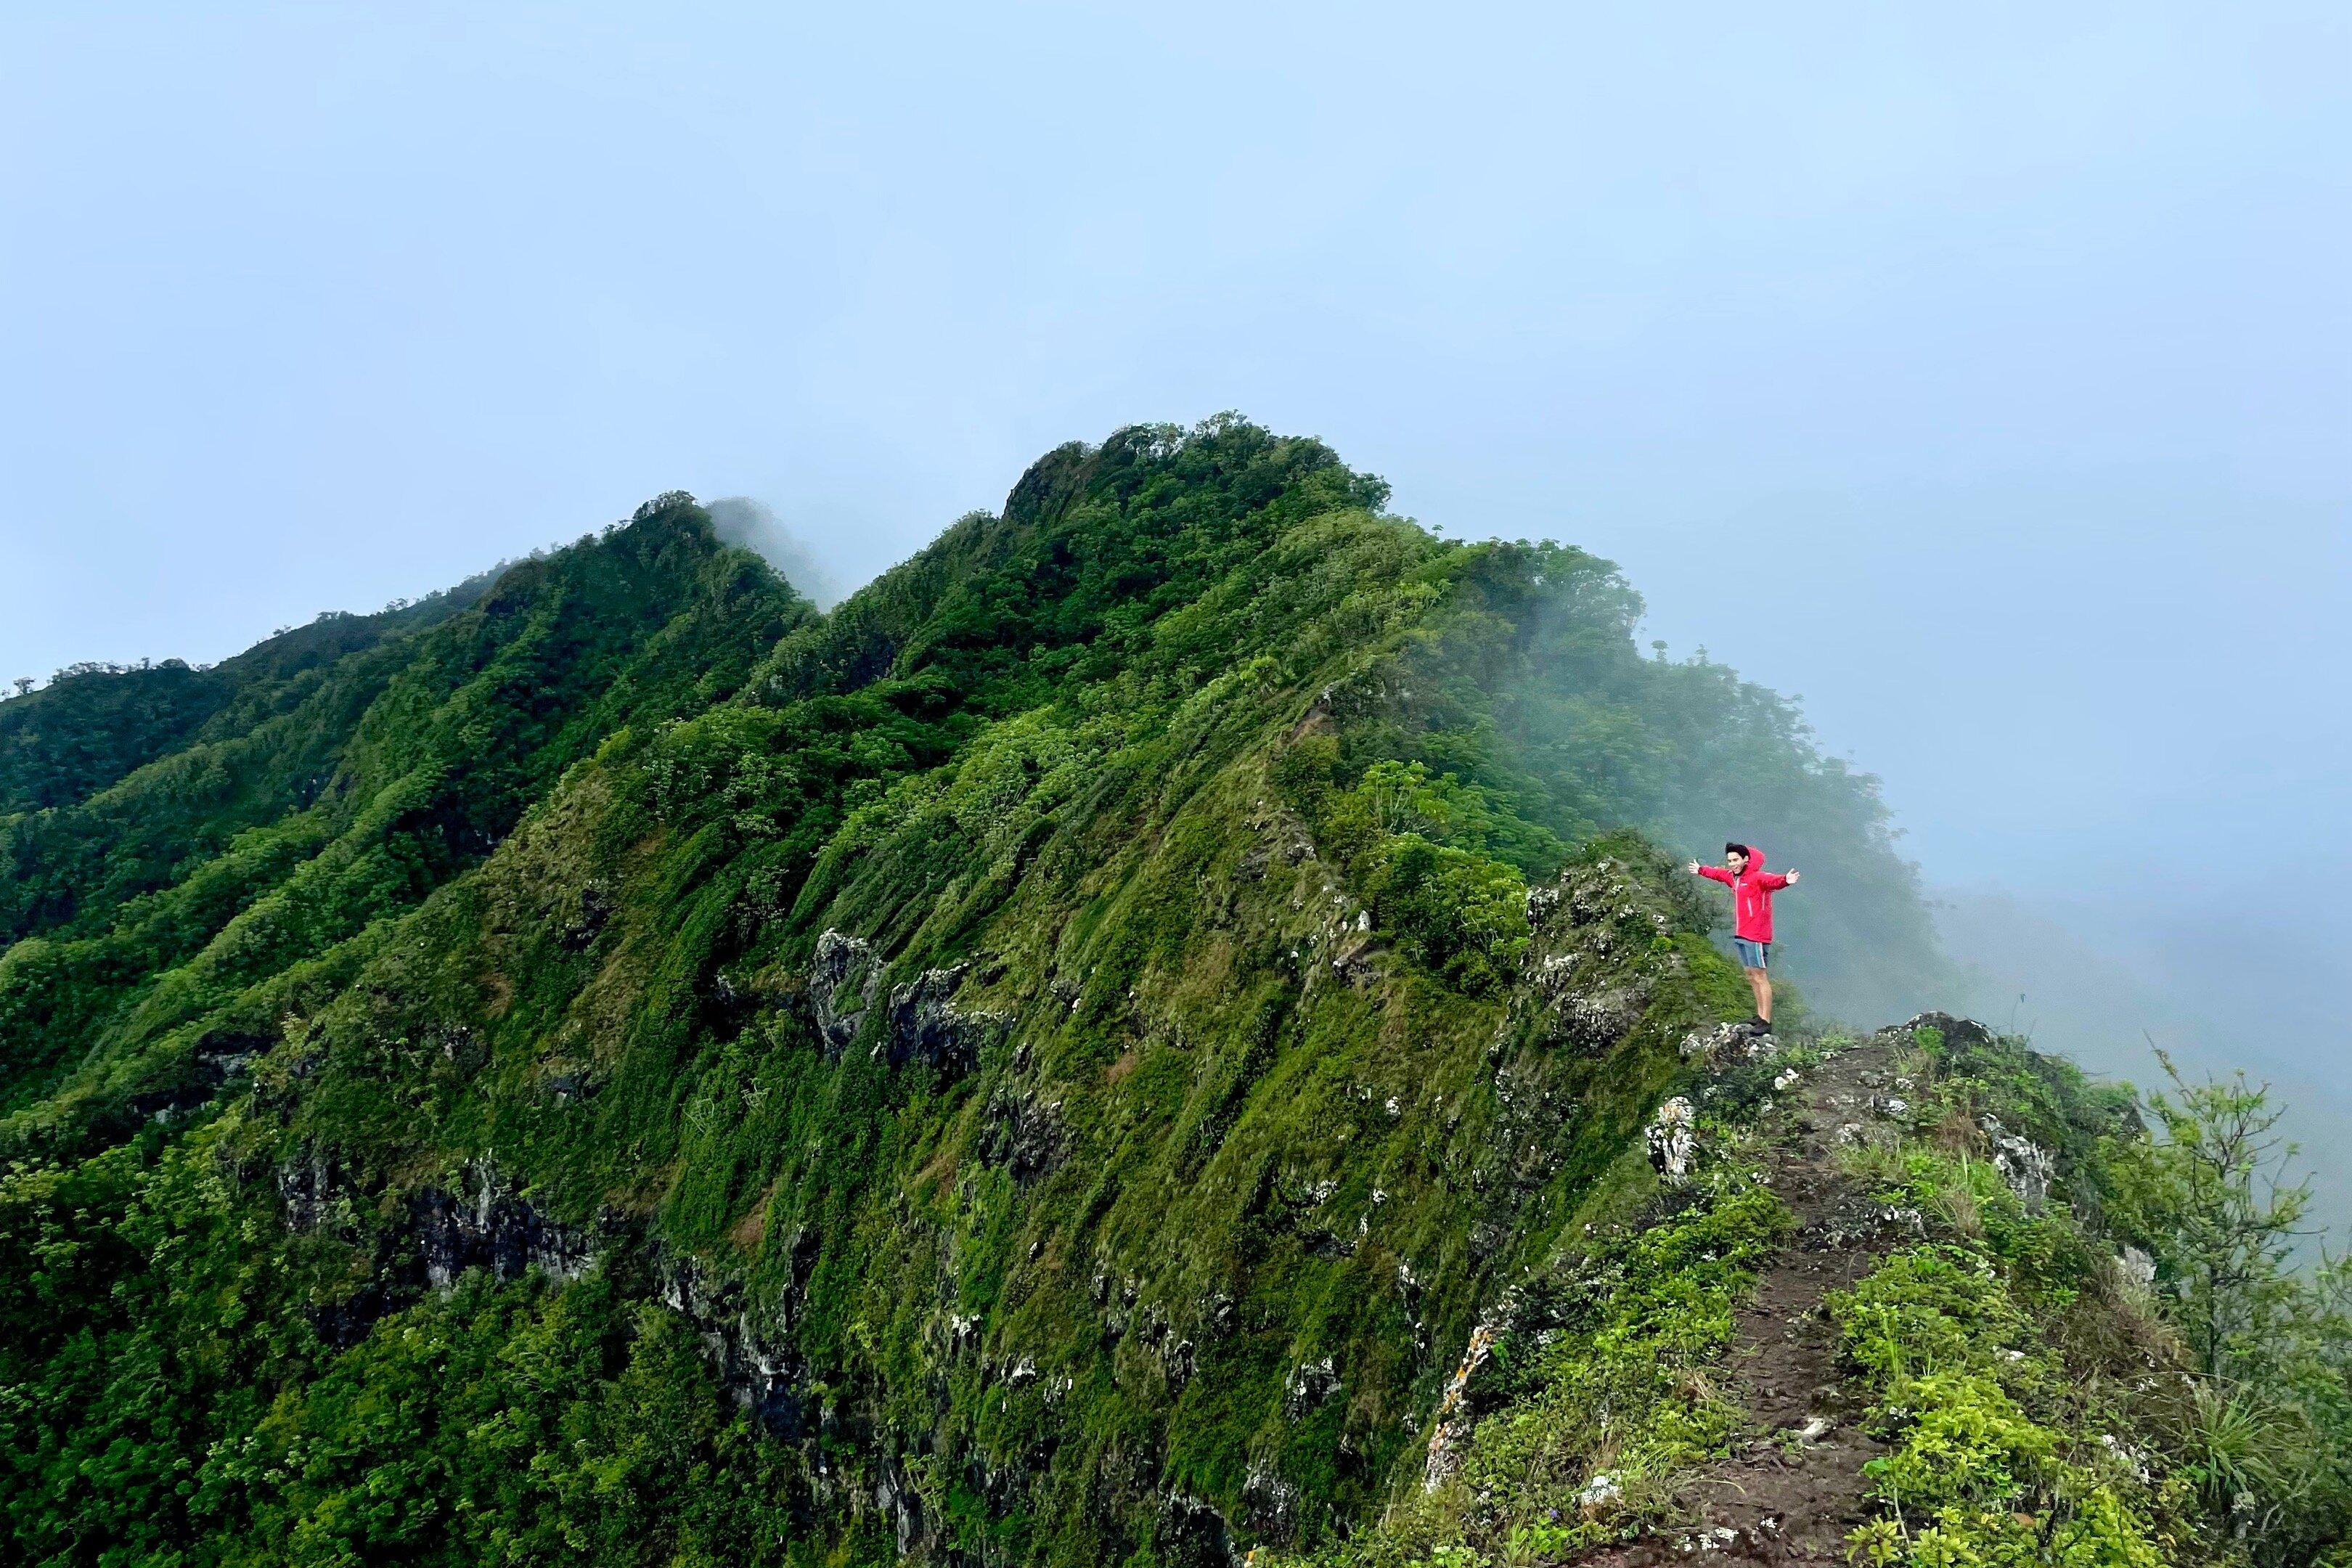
xmin=4 ymin=418 xmax=2335 ymax=1567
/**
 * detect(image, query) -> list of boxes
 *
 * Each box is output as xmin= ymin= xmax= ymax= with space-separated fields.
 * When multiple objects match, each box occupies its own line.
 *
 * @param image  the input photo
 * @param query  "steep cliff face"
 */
xmin=0 ymin=421 xmax=1951 ymax=1567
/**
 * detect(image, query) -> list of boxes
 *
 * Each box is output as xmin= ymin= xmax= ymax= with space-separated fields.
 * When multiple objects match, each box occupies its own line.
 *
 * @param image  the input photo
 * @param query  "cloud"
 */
xmin=705 ymin=497 xmax=846 ymax=611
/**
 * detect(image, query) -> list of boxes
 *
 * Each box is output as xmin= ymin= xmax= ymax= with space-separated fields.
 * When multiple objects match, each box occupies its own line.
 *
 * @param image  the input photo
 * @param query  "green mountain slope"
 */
xmin=9 ymin=420 xmax=2328 ymax=1568
xmin=0 ymin=584 xmax=487 ymax=818
xmin=0 ymin=501 xmax=809 ymax=1126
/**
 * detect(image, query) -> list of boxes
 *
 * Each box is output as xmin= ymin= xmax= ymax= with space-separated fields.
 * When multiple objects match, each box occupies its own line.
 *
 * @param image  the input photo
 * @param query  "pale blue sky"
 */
xmin=4 ymin=4 xmax=2347 ymax=930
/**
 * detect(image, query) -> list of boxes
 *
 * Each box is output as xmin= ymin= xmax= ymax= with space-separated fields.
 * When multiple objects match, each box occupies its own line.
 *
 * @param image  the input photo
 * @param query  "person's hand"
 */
xmin=1785 ymin=869 xmax=1800 ymax=883
xmin=1686 ymin=859 xmax=1701 ymax=875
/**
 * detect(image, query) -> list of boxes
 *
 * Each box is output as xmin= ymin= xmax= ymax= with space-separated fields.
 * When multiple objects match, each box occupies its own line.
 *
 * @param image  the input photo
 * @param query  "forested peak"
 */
xmin=748 ymin=416 xmax=1396 ymax=707
xmin=0 ymin=660 xmax=219 ymax=815
xmin=0 ymin=494 xmax=755 ymax=822
xmin=1003 ymin=417 xmax=1389 ymax=528
xmin=465 ymin=491 xmax=768 ymax=613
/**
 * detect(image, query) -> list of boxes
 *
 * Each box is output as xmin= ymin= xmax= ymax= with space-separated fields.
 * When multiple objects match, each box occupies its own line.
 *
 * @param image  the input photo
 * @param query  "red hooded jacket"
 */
xmin=1696 ymin=847 xmax=1791 ymax=943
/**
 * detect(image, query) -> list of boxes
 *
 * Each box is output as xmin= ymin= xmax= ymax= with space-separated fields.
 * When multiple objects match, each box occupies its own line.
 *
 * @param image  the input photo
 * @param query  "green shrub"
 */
xmin=1364 ymin=834 xmax=1529 ymax=995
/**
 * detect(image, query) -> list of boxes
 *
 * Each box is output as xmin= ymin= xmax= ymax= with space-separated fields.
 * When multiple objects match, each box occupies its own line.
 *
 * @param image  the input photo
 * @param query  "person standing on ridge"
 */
xmin=1687 ymin=842 xmax=1798 ymax=1030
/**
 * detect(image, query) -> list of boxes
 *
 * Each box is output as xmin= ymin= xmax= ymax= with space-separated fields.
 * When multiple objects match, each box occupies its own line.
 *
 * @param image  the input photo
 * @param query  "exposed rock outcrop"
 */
xmin=979 ymin=1088 xmax=1067 ymax=1183
xmin=1519 ymin=859 xmax=1669 ymax=1053
xmin=660 ymin=1251 xmax=815 ymax=1438
xmin=878 ymin=962 xmax=1006 ymax=1077
xmin=1646 ymin=1095 xmax=1699 ymax=1185
xmin=807 ymin=934 xmax=1006 ymax=1078
xmin=414 ymin=1157 xmax=596 ymax=1288
xmin=1423 ymin=1318 xmax=1504 ymax=1490
xmin=1283 ymin=1355 xmax=1341 ymax=1418
xmin=277 ymin=1148 xmax=342 ymax=1233
xmin=809 ymin=928 xmax=882 ymax=1053
xmin=1980 ymin=1113 xmax=2056 ymax=1212
xmin=1889 ymin=1010 xmax=1996 ymax=1050
xmin=1155 ymin=1490 xmax=1238 ymax=1568
xmin=1681 ymin=1018 xmax=1779 ymax=1069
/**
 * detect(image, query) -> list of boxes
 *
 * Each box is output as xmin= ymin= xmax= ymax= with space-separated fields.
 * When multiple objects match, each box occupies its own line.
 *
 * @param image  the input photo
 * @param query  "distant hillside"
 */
xmin=0 ymin=507 xmax=807 ymax=1118
xmin=7 ymin=421 xmax=2331 ymax=1567
xmin=0 ymin=580 xmax=489 ymax=816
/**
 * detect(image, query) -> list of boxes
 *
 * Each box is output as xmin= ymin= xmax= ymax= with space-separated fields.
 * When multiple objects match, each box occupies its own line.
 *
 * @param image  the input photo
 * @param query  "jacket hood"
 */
xmin=1739 ymin=846 xmax=1765 ymax=874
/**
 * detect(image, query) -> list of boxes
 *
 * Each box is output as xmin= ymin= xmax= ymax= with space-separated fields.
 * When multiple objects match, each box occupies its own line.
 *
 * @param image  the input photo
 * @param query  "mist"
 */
xmin=705 ymin=497 xmax=850 ymax=611
xmin=1935 ymin=881 xmax=2352 ymax=1226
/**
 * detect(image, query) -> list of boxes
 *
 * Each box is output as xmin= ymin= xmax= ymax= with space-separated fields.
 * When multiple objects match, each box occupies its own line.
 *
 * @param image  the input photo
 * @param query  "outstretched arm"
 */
xmin=1759 ymin=869 xmax=1796 ymax=890
xmin=1690 ymin=862 xmax=1734 ymax=886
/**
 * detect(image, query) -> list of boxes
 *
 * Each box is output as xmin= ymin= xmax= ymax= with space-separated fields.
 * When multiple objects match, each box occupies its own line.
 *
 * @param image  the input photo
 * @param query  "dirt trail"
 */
xmin=1576 ymin=1039 xmax=1904 ymax=1566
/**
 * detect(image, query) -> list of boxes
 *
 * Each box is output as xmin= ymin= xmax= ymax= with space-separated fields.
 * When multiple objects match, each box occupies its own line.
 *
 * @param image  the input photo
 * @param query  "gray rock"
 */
xmin=1551 ymin=988 xmax=1643 ymax=1052
xmin=1646 ymin=1095 xmax=1699 ymax=1185
xmin=1156 ymin=1492 xmax=1238 ymax=1568
xmin=878 ymin=963 xmax=1005 ymax=1078
xmin=277 ymin=1150 xmax=337 ymax=1233
xmin=1284 ymin=1355 xmax=1340 ymax=1418
xmin=873 ymin=1455 xmax=926 ymax=1556
xmin=1680 ymin=1020 xmax=1775 ymax=1069
xmin=1894 ymin=1010 xmax=1997 ymax=1050
xmin=413 ymin=1157 xmax=594 ymax=1289
xmin=809 ymin=928 xmax=881 ymax=1054
xmin=1980 ymin=1114 xmax=2055 ymax=1212
xmin=658 ymin=1251 xmax=812 ymax=1437
xmin=979 ymin=1090 xmax=1067 ymax=1183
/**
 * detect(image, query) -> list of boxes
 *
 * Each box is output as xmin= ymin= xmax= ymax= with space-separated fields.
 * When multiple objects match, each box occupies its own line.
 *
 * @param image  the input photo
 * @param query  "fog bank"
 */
xmin=1938 ymin=881 xmax=2352 ymax=1228
xmin=706 ymin=497 xmax=849 ymax=611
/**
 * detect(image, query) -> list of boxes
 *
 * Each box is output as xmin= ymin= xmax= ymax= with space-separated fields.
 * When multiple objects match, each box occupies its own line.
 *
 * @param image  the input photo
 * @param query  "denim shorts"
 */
xmin=1733 ymin=938 xmax=1770 ymax=969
